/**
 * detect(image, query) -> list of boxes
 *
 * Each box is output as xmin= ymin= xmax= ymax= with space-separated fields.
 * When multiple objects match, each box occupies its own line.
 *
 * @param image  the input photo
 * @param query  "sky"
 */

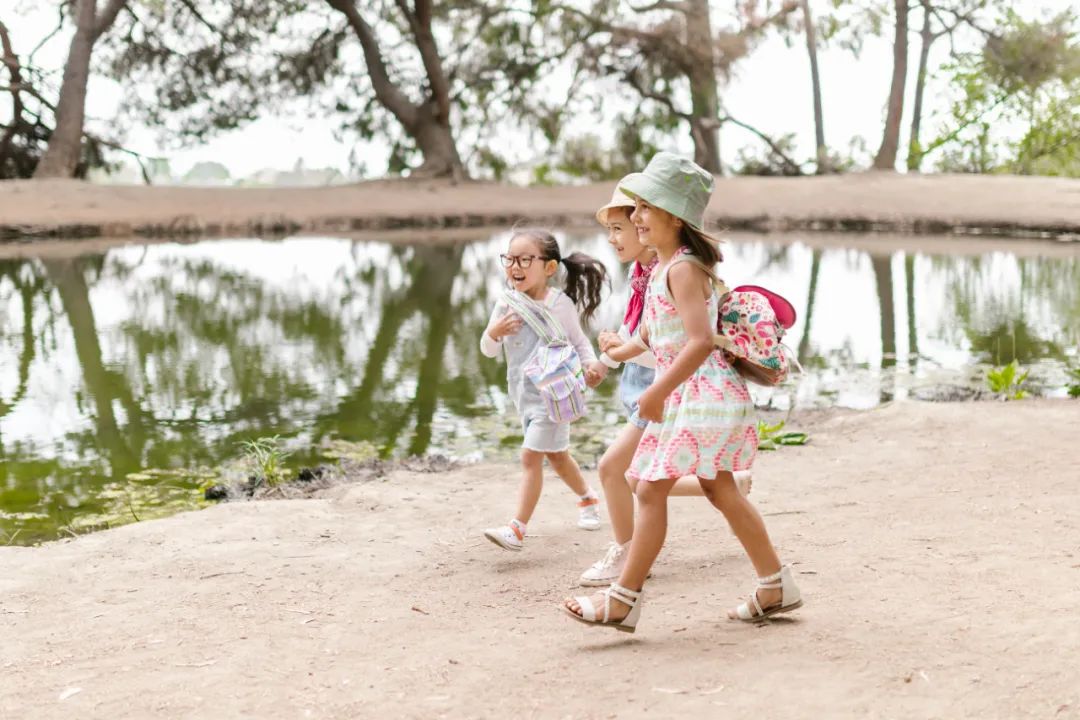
xmin=3 ymin=0 xmax=1074 ymax=180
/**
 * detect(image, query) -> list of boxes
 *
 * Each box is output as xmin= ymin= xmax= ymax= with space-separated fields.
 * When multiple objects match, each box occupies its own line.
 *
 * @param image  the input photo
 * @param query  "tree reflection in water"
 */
xmin=0 ymin=236 xmax=1077 ymax=544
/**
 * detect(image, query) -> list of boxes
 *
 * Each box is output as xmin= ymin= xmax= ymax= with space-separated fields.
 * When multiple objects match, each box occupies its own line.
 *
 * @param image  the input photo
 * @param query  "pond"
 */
xmin=1 ymin=232 xmax=1078 ymax=544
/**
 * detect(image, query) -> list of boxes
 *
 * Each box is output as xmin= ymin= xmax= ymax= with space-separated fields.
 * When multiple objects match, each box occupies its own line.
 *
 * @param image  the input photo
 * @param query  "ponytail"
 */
xmin=559 ymin=251 xmax=608 ymax=323
xmin=510 ymin=227 xmax=609 ymax=323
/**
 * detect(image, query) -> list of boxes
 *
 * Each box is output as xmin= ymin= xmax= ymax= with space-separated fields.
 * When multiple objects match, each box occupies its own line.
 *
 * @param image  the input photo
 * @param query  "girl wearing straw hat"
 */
xmin=577 ymin=180 xmax=752 ymax=588
xmin=564 ymin=153 xmax=803 ymax=632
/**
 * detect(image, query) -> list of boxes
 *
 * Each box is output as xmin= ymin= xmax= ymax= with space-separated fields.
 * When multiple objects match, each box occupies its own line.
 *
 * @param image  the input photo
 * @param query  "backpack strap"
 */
xmin=667 ymin=252 xmax=731 ymax=300
xmin=501 ymin=289 xmax=567 ymax=344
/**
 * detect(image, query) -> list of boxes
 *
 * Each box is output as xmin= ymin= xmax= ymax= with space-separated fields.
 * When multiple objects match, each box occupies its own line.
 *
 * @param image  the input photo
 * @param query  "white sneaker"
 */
xmin=484 ymin=523 xmax=523 ymax=551
xmin=579 ymin=542 xmax=627 ymax=587
xmin=577 ymin=497 xmax=601 ymax=531
xmin=735 ymin=471 xmax=753 ymax=497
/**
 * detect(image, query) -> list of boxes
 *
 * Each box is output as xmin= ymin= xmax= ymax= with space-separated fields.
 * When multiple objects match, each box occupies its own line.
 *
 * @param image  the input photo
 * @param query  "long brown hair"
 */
xmin=679 ymin=225 xmax=723 ymax=267
xmin=512 ymin=228 xmax=609 ymax=323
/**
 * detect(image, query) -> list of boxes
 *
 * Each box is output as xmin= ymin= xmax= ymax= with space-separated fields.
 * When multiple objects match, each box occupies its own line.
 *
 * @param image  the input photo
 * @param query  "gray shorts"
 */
xmin=522 ymin=413 xmax=570 ymax=453
xmin=619 ymin=362 xmax=656 ymax=430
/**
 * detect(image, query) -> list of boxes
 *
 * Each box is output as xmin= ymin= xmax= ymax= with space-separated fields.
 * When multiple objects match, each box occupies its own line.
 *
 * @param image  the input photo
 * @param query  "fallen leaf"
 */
xmin=411 ymin=606 xmax=430 ymax=615
xmin=652 ymin=687 xmax=686 ymax=695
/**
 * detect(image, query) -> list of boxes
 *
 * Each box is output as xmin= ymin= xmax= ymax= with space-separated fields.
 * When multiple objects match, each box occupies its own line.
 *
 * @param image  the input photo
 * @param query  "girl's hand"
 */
xmin=636 ymin=385 xmax=665 ymax=423
xmin=487 ymin=311 xmax=522 ymax=341
xmin=584 ymin=361 xmax=608 ymax=388
xmin=598 ymin=330 xmax=621 ymax=353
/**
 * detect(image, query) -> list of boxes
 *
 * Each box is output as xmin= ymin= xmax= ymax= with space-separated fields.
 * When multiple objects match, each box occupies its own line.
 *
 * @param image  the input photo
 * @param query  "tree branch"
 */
xmin=721 ymin=110 xmax=804 ymax=175
xmin=404 ymin=0 xmax=452 ymax=122
xmin=94 ymin=0 xmax=128 ymax=40
xmin=0 ymin=21 xmax=25 ymax=160
xmin=324 ymin=0 xmax=418 ymax=129
xmin=30 ymin=2 xmax=70 ymax=64
xmin=630 ymin=1 xmax=689 ymax=13
xmin=176 ymin=0 xmax=218 ymax=35
xmin=623 ymin=63 xmax=691 ymax=120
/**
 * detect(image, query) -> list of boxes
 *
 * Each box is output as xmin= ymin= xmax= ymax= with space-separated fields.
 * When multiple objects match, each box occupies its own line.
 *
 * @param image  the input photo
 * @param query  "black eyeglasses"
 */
xmin=500 ymin=254 xmax=541 ymax=269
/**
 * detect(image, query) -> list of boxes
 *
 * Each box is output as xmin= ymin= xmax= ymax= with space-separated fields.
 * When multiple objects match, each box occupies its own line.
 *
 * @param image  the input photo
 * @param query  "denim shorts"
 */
xmin=521 ymin=412 xmax=570 ymax=453
xmin=618 ymin=362 xmax=656 ymax=429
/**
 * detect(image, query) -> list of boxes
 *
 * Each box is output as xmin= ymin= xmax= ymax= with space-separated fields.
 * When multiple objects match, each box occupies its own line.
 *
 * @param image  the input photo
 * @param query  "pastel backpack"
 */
xmin=670 ymin=254 xmax=799 ymax=387
xmin=501 ymin=289 xmax=589 ymax=423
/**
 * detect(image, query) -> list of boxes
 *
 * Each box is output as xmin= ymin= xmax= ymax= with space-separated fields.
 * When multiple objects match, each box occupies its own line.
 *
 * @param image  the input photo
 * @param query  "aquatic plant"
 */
xmin=986 ymin=360 xmax=1030 ymax=400
xmin=240 ymin=436 xmax=293 ymax=488
xmin=756 ymin=420 xmax=809 ymax=451
xmin=1066 ymin=367 xmax=1080 ymax=398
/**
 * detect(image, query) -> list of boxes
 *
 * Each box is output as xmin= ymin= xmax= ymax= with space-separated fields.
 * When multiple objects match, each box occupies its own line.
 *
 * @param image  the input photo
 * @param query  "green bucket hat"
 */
xmin=618 ymin=152 xmax=714 ymax=231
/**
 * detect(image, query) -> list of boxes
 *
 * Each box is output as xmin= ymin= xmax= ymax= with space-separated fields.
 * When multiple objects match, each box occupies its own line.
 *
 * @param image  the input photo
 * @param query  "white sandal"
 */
xmin=732 ymin=565 xmax=803 ymax=622
xmin=563 ymin=583 xmax=643 ymax=633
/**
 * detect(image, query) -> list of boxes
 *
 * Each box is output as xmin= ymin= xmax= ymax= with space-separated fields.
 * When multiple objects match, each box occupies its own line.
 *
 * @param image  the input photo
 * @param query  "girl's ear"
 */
xmin=545 ymin=258 xmax=559 ymax=276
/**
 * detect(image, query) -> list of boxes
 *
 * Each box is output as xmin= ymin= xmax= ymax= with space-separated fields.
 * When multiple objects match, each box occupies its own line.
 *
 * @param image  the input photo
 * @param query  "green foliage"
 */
xmin=240 ymin=436 xmax=293 ymax=488
xmin=986 ymin=360 xmax=1030 ymax=400
xmin=732 ymin=133 xmax=804 ymax=176
xmin=1066 ymin=367 xmax=1080 ymax=398
xmin=929 ymin=11 xmax=1080 ymax=177
xmin=756 ymin=420 xmax=809 ymax=452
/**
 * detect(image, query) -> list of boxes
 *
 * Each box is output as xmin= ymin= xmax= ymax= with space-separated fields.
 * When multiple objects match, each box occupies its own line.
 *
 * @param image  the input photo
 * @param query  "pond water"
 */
xmin=1 ymin=232 xmax=1078 ymax=544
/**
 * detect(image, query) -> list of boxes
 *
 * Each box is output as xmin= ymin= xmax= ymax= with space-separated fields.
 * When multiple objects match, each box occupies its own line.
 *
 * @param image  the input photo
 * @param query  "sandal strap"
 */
xmin=509 ymin=523 xmax=524 ymax=541
xmin=607 ymin=583 xmax=641 ymax=607
xmin=578 ymin=497 xmax=599 ymax=508
xmin=756 ymin=566 xmax=786 ymax=586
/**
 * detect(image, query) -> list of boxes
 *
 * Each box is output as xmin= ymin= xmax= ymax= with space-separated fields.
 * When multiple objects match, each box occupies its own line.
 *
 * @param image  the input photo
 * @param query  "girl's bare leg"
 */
xmin=513 ymin=449 xmax=546 ymax=524
xmin=596 ymin=423 xmax=645 ymax=545
xmin=545 ymin=450 xmax=589 ymax=496
xmin=698 ymin=472 xmax=784 ymax=612
xmin=565 ymin=477 xmax=677 ymax=619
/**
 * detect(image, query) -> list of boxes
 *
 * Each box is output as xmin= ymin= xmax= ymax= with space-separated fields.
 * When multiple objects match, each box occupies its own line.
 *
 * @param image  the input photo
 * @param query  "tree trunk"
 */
xmin=327 ymin=0 xmax=466 ymax=179
xmin=907 ymin=2 xmax=935 ymax=172
xmin=801 ymin=0 xmax=828 ymax=173
xmin=412 ymin=101 xmax=465 ymax=179
xmin=873 ymin=0 xmax=909 ymax=171
xmin=685 ymin=0 xmax=722 ymax=174
xmin=34 ymin=0 xmax=97 ymax=179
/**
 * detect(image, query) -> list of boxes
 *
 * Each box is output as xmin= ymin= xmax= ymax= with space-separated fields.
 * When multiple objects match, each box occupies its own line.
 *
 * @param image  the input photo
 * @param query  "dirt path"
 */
xmin=2 ymin=400 xmax=1079 ymax=719
xmin=3 ymin=172 xmax=1079 ymax=240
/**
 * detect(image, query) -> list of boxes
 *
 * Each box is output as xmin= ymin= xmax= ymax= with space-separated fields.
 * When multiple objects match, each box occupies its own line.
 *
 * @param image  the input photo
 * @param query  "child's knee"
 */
xmin=521 ymin=449 xmax=545 ymax=469
xmin=635 ymin=480 xmax=666 ymax=505
xmin=597 ymin=451 xmax=625 ymax=486
xmin=544 ymin=450 xmax=570 ymax=466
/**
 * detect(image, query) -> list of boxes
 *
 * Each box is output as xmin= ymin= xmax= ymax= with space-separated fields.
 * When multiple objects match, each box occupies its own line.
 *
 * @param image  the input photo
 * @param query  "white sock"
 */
xmin=579 ymin=488 xmax=598 ymax=501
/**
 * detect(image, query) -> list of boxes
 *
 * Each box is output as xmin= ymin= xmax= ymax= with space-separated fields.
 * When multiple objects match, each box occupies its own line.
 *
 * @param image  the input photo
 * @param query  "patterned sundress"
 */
xmin=627 ymin=249 xmax=758 ymax=482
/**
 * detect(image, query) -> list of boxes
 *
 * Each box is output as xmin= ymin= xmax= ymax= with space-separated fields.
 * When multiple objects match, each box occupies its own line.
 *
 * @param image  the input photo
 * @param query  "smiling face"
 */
xmin=630 ymin=198 xmax=682 ymax=253
xmin=605 ymin=207 xmax=652 ymax=265
xmin=503 ymin=234 xmax=556 ymax=298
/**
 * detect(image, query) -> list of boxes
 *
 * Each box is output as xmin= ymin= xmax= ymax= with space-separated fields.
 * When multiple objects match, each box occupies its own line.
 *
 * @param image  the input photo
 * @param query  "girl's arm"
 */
xmin=552 ymin=293 xmax=597 ymax=364
xmin=480 ymin=301 xmax=517 ymax=358
xmin=606 ymin=339 xmax=647 ymax=364
xmin=637 ymin=263 xmax=713 ymax=419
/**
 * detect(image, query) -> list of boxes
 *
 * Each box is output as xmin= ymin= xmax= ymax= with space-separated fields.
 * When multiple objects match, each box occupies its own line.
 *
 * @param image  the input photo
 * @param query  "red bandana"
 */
xmin=623 ymin=257 xmax=658 ymax=334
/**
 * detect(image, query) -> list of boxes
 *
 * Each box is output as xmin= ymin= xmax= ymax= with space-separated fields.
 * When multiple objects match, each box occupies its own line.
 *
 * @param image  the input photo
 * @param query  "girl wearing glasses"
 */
xmin=480 ymin=229 xmax=609 ymax=552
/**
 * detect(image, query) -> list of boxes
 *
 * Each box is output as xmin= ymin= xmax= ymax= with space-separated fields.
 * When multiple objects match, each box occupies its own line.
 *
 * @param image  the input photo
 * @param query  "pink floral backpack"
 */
xmin=671 ymin=255 xmax=799 ymax=387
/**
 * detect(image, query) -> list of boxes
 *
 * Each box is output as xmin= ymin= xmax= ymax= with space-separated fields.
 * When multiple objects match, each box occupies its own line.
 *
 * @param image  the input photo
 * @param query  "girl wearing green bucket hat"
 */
xmin=577 ymin=178 xmax=752 ymax=589
xmin=564 ymin=152 xmax=803 ymax=632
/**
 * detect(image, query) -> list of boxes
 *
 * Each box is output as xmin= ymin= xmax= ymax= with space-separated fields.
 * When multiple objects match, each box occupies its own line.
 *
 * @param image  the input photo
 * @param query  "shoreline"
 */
xmin=2 ymin=400 xmax=1078 ymax=718
xmin=3 ymin=173 xmax=1079 ymax=242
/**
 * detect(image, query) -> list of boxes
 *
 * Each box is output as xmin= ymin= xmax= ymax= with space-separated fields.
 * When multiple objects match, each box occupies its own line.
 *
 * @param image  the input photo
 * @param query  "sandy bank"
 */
xmin=2 ymin=173 xmax=1079 ymax=241
xmin=2 ymin=400 xmax=1078 ymax=719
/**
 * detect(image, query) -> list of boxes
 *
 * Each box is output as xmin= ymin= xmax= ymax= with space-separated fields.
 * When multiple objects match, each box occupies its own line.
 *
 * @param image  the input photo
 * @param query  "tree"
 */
xmin=928 ymin=11 xmax=1080 ymax=176
xmin=799 ymin=0 xmax=828 ymax=173
xmin=105 ymin=1 xmax=567 ymax=179
xmin=872 ymin=0 xmax=908 ymax=170
xmin=33 ymin=0 xmax=128 ymax=178
xmin=553 ymin=0 xmax=798 ymax=175
xmin=906 ymin=0 xmax=992 ymax=172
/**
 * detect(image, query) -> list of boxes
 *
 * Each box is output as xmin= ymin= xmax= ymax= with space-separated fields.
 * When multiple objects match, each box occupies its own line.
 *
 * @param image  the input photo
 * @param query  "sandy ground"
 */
xmin=2 ymin=400 xmax=1079 ymax=719
xmin=2 ymin=173 xmax=1079 ymax=240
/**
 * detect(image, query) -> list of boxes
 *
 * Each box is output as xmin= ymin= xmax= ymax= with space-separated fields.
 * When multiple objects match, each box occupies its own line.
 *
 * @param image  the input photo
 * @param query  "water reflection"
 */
xmin=1 ymin=234 xmax=1078 ymax=544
